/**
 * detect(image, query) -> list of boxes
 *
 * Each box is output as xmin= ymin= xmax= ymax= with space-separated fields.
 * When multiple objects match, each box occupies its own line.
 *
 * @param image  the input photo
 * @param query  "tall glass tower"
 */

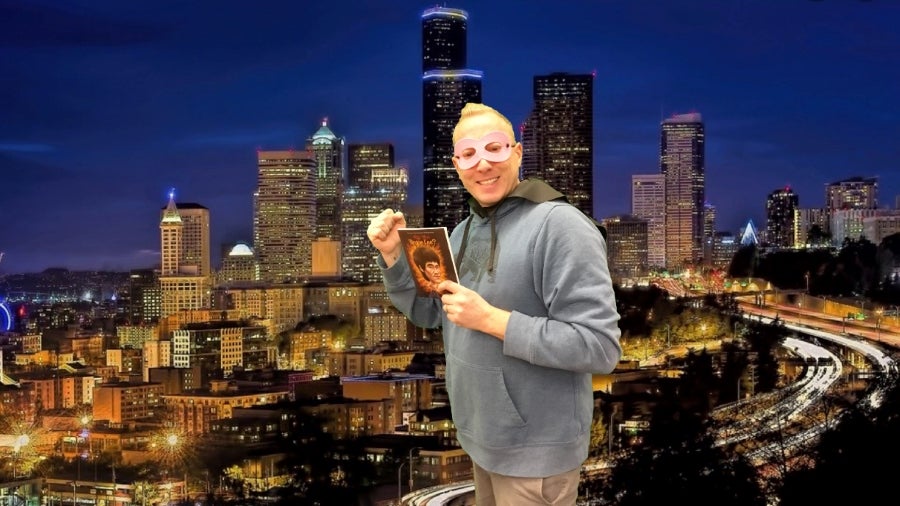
xmin=661 ymin=113 xmax=705 ymax=270
xmin=766 ymin=186 xmax=799 ymax=249
xmin=307 ymin=119 xmax=345 ymax=242
xmin=522 ymin=72 xmax=595 ymax=218
xmin=342 ymin=143 xmax=408 ymax=283
xmin=253 ymin=150 xmax=317 ymax=282
xmin=422 ymin=7 xmax=482 ymax=229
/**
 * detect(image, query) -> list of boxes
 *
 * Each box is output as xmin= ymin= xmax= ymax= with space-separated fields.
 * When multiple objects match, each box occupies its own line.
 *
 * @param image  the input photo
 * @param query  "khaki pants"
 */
xmin=472 ymin=461 xmax=580 ymax=506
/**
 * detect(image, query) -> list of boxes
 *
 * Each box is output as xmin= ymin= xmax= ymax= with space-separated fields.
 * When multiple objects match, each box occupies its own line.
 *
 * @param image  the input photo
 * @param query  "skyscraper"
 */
xmin=307 ymin=119 xmax=345 ymax=242
xmin=522 ymin=72 xmax=595 ymax=217
xmin=254 ymin=149 xmax=317 ymax=282
xmin=422 ymin=6 xmax=482 ymax=229
xmin=160 ymin=193 xmax=183 ymax=277
xmin=158 ymin=191 xmax=209 ymax=317
xmin=661 ymin=113 xmax=705 ymax=270
xmin=631 ymin=174 xmax=666 ymax=269
xmin=343 ymin=143 xmax=407 ymax=283
xmin=162 ymin=203 xmax=210 ymax=278
xmin=766 ymin=186 xmax=799 ymax=248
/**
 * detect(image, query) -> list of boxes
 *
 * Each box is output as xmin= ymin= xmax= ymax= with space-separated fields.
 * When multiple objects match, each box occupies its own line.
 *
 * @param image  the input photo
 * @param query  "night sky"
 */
xmin=2 ymin=0 xmax=898 ymax=275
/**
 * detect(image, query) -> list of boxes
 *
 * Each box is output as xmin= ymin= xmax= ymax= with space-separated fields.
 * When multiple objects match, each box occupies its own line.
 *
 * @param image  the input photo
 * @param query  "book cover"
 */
xmin=397 ymin=227 xmax=459 ymax=298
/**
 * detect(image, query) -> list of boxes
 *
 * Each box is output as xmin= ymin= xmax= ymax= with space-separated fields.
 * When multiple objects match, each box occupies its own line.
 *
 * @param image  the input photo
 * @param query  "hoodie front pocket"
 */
xmin=449 ymin=358 xmax=527 ymax=448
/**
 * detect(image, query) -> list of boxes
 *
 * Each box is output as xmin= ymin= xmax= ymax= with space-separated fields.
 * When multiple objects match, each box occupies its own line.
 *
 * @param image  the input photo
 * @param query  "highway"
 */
xmin=399 ymin=305 xmax=895 ymax=505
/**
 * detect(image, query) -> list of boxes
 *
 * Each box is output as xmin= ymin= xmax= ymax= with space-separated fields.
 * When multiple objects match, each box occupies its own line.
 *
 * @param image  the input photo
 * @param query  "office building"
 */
xmin=601 ymin=215 xmax=648 ymax=280
xmin=218 ymin=242 xmax=257 ymax=283
xmin=661 ymin=113 xmax=705 ymax=269
xmin=307 ymin=119 xmax=345 ymax=242
xmin=422 ymin=6 xmax=483 ymax=229
xmin=159 ymin=192 xmax=209 ymax=317
xmin=161 ymin=202 xmax=211 ymax=278
xmin=522 ymin=72 xmax=594 ymax=217
xmin=631 ymin=174 xmax=666 ymax=269
xmin=343 ymin=143 xmax=408 ymax=283
xmin=831 ymin=208 xmax=882 ymax=246
xmin=128 ymin=268 xmax=160 ymax=324
xmin=254 ymin=149 xmax=317 ymax=282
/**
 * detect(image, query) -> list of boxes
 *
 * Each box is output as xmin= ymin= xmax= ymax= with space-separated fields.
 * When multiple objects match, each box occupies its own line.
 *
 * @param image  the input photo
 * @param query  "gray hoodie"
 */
xmin=380 ymin=179 xmax=622 ymax=477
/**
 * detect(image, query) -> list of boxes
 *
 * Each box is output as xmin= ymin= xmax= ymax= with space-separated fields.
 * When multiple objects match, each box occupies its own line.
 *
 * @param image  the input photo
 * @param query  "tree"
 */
xmin=779 ymin=373 xmax=900 ymax=505
xmin=598 ymin=382 xmax=766 ymax=506
xmin=274 ymin=409 xmax=375 ymax=505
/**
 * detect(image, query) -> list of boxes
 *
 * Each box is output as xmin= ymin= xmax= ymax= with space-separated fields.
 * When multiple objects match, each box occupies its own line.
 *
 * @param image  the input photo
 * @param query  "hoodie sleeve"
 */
xmin=377 ymin=255 xmax=444 ymax=329
xmin=502 ymin=205 xmax=622 ymax=373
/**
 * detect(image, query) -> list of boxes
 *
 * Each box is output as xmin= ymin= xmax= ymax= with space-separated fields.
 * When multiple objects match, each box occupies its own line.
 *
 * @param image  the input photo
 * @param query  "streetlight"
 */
xmin=408 ymin=447 xmax=421 ymax=495
xmin=397 ymin=461 xmax=406 ymax=505
xmin=397 ymin=447 xmax=421 ymax=504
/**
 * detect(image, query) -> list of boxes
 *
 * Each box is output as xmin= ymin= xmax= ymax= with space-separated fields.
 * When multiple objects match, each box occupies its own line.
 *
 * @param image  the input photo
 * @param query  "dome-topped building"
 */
xmin=218 ymin=241 xmax=257 ymax=284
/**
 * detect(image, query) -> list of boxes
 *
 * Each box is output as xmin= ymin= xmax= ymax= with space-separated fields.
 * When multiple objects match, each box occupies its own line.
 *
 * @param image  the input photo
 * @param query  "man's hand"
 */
xmin=439 ymin=280 xmax=511 ymax=340
xmin=367 ymin=209 xmax=406 ymax=266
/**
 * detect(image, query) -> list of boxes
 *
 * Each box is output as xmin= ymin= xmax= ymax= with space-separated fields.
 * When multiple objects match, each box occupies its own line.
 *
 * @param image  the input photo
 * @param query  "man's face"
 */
xmin=423 ymin=261 xmax=443 ymax=283
xmin=452 ymin=113 xmax=521 ymax=207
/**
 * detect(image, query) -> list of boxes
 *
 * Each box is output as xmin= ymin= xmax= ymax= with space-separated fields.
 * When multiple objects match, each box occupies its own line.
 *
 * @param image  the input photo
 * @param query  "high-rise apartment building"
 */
xmin=307 ymin=119 xmax=345 ymax=242
xmin=765 ymin=187 xmax=799 ymax=249
xmin=254 ymin=149 xmax=317 ymax=282
xmin=631 ymin=174 xmax=666 ymax=269
xmin=661 ymin=113 xmax=705 ymax=269
xmin=825 ymin=176 xmax=878 ymax=212
xmin=794 ymin=208 xmax=830 ymax=248
xmin=522 ymin=73 xmax=594 ymax=217
xmin=422 ymin=6 xmax=482 ymax=229
xmin=343 ymin=143 xmax=408 ymax=283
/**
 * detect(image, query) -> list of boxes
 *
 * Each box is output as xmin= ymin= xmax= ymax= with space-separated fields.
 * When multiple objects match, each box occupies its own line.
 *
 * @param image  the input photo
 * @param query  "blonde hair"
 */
xmin=453 ymin=103 xmax=516 ymax=143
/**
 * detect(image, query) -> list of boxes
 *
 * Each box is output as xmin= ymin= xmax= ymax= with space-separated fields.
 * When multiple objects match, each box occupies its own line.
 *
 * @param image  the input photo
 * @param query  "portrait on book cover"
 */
xmin=400 ymin=231 xmax=456 ymax=298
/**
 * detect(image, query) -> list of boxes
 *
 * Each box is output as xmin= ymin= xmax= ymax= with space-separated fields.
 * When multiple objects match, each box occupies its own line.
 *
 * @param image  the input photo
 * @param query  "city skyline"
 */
xmin=2 ymin=0 xmax=898 ymax=274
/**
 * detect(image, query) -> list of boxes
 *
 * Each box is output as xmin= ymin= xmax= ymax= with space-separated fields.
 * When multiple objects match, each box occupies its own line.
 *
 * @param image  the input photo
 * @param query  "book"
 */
xmin=397 ymin=227 xmax=459 ymax=298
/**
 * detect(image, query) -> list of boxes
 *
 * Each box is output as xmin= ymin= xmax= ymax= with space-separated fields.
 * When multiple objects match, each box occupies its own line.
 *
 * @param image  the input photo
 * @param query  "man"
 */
xmin=367 ymin=103 xmax=621 ymax=506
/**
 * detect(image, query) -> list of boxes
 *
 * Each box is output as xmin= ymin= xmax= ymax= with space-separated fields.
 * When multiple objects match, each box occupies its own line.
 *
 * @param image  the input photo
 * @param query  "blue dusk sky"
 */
xmin=1 ymin=0 xmax=898 ymax=274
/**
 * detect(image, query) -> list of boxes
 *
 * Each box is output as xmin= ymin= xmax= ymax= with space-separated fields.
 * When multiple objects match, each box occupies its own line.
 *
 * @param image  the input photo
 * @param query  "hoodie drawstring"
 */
xmin=455 ymin=209 xmax=497 ymax=275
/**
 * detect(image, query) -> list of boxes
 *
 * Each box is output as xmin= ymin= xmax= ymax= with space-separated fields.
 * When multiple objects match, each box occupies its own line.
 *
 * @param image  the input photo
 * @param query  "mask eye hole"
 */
xmin=459 ymin=148 xmax=477 ymax=159
xmin=484 ymin=142 xmax=506 ymax=154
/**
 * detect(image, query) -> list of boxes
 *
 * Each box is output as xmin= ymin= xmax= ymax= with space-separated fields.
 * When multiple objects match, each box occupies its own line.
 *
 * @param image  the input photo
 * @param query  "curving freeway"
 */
xmin=399 ymin=311 xmax=895 ymax=505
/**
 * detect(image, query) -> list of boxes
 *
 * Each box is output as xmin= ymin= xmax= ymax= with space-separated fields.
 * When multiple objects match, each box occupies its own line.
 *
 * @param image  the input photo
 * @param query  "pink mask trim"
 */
xmin=453 ymin=131 xmax=514 ymax=170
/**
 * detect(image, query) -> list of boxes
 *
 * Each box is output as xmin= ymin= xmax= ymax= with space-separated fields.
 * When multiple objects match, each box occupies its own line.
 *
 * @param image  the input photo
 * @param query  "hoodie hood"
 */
xmin=458 ymin=179 xmax=569 ymax=274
